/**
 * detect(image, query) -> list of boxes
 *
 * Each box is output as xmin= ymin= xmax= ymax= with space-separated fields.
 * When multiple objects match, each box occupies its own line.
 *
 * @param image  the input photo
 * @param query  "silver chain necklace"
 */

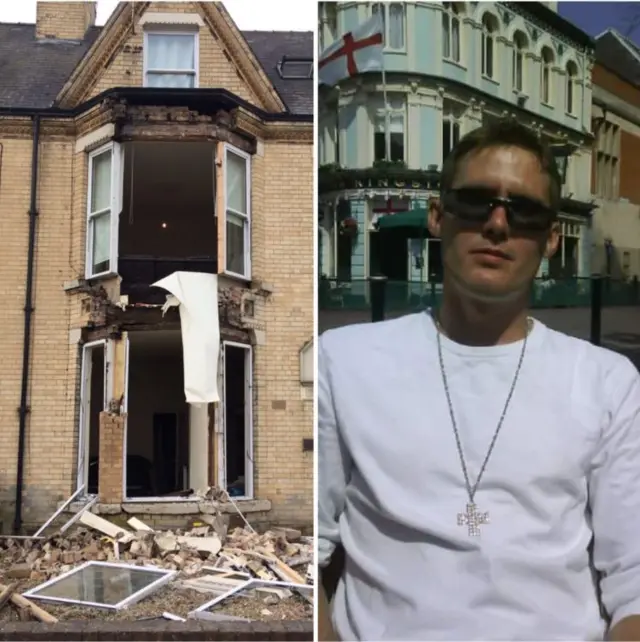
xmin=433 ymin=312 xmax=532 ymax=536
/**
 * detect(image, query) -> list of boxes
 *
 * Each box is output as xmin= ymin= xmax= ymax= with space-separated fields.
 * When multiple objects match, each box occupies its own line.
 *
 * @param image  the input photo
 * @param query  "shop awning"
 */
xmin=375 ymin=208 xmax=429 ymax=238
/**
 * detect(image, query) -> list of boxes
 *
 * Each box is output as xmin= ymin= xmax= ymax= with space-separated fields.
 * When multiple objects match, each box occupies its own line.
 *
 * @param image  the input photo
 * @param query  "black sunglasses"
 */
xmin=441 ymin=187 xmax=557 ymax=232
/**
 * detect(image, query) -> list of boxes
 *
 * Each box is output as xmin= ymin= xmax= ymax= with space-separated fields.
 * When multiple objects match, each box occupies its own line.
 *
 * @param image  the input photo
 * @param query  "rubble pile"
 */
xmin=0 ymin=511 xmax=313 ymax=623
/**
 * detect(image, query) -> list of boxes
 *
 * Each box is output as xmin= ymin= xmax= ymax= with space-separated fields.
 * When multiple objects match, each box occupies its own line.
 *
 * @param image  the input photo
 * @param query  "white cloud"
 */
xmin=0 ymin=0 xmax=315 ymax=30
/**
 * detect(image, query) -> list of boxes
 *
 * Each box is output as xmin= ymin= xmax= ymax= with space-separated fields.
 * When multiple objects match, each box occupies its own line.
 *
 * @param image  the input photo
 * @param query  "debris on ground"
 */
xmin=0 ymin=498 xmax=313 ymax=623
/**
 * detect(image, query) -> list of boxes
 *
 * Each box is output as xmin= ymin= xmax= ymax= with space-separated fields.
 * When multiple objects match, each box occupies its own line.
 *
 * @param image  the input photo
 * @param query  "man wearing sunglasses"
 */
xmin=318 ymin=120 xmax=640 ymax=641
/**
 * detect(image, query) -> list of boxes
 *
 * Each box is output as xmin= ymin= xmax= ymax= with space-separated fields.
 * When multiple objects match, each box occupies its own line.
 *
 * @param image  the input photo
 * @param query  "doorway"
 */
xmin=221 ymin=342 xmax=253 ymax=498
xmin=78 ymin=341 xmax=111 ymax=495
xmin=369 ymin=231 xmax=409 ymax=280
xmin=125 ymin=330 xmax=189 ymax=498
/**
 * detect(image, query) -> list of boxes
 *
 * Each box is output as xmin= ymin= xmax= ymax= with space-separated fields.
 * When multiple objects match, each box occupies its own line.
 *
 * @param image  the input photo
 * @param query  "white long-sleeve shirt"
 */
xmin=318 ymin=311 xmax=640 ymax=641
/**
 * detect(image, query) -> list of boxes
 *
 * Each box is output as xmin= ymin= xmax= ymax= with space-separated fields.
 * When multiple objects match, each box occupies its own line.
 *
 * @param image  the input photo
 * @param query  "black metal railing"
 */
xmin=319 ymin=275 xmax=640 ymax=344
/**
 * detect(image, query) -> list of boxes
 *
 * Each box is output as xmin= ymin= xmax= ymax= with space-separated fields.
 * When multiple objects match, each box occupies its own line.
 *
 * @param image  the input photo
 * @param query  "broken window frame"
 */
xmin=220 ymin=341 xmax=254 ymax=499
xmin=85 ymin=142 xmax=124 ymax=279
xmin=22 ymin=561 xmax=177 ymax=610
xmin=77 ymin=339 xmax=114 ymax=493
xmin=222 ymin=144 xmax=252 ymax=280
xmin=143 ymin=29 xmax=199 ymax=89
xmin=189 ymin=578 xmax=312 ymax=621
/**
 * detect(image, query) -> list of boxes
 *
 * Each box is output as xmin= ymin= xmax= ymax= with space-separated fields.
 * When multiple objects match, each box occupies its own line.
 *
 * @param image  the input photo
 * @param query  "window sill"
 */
xmin=383 ymin=47 xmax=406 ymax=54
xmin=443 ymin=58 xmax=466 ymax=70
xmin=481 ymin=74 xmax=499 ymax=86
xmin=222 ymin=269 xmax=252 ymax=284
xmin=61 ymin=498 xmax=272 ymax=516
xmin=540 ymin=101 xmax=553 ymax=109
xmin=85 ymin=271 xmax=119 ymax=285
xmin=565 ymin=111 xmax=578 ymax=120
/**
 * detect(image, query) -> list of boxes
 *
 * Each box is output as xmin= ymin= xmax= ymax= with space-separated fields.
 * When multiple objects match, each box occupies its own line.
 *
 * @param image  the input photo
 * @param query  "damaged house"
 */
xmin=0 ymin=1 xmax=314 ymax=533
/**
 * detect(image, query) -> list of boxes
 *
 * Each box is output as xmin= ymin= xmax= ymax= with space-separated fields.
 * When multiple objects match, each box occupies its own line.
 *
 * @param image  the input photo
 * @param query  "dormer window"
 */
xmin=277 ymin=56 xmax=313 ymax=79
xmin=144 ymin=31 xmax=198 ymax=88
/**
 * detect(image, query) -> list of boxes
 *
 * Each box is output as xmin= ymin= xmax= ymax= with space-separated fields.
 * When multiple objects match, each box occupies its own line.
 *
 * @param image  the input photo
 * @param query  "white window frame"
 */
xmin=372 ymin=94 xmax=407 ymax=164
xmin=223 ymin=144 xmax=252 ymax=280
xmin=442 ymin=3 xmax=461 ymax=64
xmin=77 ymin=339 xmax=113 ymax=493
xmin=442 ymin=113 xmax=461 ymax=163
xmin=85 ymin=142 xmax=123 ymax=279
xmin=220 ymin=341 xmax=254 ymax=500
xmin=371 ymin=2 xmax=406 ymax=52
xmin=143 ymin=29 xmax=199 ymax=89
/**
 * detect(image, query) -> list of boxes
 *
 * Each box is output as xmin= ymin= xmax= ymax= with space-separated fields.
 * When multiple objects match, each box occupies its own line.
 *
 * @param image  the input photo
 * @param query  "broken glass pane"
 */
xmin=24 ymin=561 xmax=175 ymax=609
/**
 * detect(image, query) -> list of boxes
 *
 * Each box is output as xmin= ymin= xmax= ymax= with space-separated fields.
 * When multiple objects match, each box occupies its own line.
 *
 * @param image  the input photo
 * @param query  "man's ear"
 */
xmin=543 ymin=221 xmax=560 ymax=259
xmin=428 ymin=197 xmax=443 ymax=238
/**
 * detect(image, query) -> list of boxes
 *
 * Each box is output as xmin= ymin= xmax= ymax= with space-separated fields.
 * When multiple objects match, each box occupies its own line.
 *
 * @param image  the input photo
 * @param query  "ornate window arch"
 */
xmin=565 ymin=60 xmax=579 ymax=115
xmin=442 ymin=3 xmax=464 ymax=63
xmin=540 ymin=45 xmax=555 ymax=105
xmin=481 ymin=13 xmax=500 ymax=79
xmin=512 ymin=30 xmax=529 ymax=93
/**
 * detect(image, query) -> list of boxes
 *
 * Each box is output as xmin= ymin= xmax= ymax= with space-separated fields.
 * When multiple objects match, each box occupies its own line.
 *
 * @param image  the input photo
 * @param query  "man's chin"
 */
xmin=453 ymin=273 xmax=529 ymax=303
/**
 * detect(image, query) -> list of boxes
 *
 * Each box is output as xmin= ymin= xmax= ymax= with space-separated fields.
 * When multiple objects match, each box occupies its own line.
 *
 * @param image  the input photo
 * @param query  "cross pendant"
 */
xmin=457 ymin=502 xmax=490 ymax=536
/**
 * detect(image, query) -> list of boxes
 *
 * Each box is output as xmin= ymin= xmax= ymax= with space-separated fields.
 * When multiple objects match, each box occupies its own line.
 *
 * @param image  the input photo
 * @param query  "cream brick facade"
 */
xmin=0 ymin=1 xmax=313 ymax=532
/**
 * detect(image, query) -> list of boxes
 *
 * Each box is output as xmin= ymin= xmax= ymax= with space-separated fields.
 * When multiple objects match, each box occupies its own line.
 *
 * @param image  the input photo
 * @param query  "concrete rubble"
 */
xmin=0 ymin=505 xmax=313 ymax=623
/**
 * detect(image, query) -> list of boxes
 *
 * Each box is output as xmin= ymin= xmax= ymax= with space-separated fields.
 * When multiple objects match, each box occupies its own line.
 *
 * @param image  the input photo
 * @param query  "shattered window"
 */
xmin=23 ymin=561 xmax=176 ymax=610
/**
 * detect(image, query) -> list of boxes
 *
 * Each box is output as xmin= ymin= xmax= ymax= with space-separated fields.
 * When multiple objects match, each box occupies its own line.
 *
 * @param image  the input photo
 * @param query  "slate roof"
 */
xmin=243 ymin=30 xmax=314 ymax=116
xmin=0 ymin=19 xmax=313 ymax=115
xmin=595 ymin=29 xmax=640 ymax=87
xmin=0 ymin=23 xmax=101 ymax=109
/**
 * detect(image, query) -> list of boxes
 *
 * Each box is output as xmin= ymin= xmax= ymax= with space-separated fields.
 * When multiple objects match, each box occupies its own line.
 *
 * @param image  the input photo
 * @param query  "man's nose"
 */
xmin=483 ymin=204 xmax=510 ymax=235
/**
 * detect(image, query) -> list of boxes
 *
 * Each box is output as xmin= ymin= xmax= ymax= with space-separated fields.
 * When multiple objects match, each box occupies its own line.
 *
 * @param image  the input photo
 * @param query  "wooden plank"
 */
xmin=127 ymin=517 xmax=154 ymax=532
xmin=79 ymin=512 xmax=134 ymax=543
xmin=0 ymin=586 xmax=57 ymax=623
xmin=0 ymin=583 xmax=17 ymax=614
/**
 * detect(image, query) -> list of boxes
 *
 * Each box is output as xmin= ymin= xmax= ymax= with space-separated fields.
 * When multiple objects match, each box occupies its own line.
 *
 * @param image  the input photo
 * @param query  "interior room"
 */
xmin=84 ymin=343 xmax=105 ymax=495
xmin=126 ymin=330 xmax=189 ymax=498
xmin=224 ymin=343 xmax=251 ymax=498
xmin=118 ymin=142 xmax=217 ymax=299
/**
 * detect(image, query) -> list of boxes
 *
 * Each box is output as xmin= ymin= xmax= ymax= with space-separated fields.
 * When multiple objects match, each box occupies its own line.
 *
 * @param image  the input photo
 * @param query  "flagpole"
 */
xmin=381 ymin=47 xmax=390 ymax=161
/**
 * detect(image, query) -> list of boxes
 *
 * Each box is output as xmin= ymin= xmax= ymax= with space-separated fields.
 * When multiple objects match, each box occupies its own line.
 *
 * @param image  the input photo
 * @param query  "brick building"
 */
xmin=0 ymin=1 xmax=314 ymax=532
xmin=591 ymin=29 xmax=640 ymax=278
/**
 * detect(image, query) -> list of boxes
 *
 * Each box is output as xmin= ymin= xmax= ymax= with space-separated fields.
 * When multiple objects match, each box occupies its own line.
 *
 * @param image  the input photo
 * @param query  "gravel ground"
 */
xmin=209 ymin=592 xmax=313 ymax=621
xmin=0 ymin=580 xmax=312 ymax=623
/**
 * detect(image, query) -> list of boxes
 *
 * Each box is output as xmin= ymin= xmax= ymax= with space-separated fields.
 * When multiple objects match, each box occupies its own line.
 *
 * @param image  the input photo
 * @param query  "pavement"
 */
xmin=319 ymin=306 xmax=640 ymax=370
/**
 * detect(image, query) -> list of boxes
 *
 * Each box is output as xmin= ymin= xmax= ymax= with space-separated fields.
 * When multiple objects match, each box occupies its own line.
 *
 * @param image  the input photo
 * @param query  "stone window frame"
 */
xmin=371 ymin=92 xmax=407 ymax=164
xmin=371 ymin=2 xmax=406 ymax=52
xmin=442 ymin=3 xmax=463 ymax=65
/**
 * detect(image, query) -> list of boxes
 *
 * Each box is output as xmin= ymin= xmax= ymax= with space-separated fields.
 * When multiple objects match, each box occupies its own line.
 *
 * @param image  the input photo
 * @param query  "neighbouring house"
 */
xmin=318 ymin=1 xmax=596 ymax=299
xmin=590 ymin=29 xmax=640 ymax=278
xmin=0 ymin=1 xmax=314 ymax=533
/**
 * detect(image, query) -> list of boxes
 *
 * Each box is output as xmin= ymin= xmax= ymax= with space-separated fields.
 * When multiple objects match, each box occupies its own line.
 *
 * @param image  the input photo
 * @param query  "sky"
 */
xmin=558 ymin=2 xmax=640 ymax=43
xmin=0 ymin=0 xmax=315 ymax=31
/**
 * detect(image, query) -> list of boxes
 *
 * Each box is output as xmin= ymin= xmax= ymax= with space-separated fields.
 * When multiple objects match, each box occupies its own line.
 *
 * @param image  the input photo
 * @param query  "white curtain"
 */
xmin=147 ymin=34 xmax=195 ymax=88
xmin=92 ymin=213 xmax=111 ymax=268
xmin=90 ymin=151 xmax=111 ymax=214
xmin=226 ymin=151 xmax=247 ymax=214
xmin=388 ymin=4 xmax=405 ymax=49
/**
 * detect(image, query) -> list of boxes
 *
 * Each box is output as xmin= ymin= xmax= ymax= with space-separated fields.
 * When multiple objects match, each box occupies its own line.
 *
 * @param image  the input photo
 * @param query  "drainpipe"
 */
xmin=14 ymin=115 xmax=41 ymax=534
